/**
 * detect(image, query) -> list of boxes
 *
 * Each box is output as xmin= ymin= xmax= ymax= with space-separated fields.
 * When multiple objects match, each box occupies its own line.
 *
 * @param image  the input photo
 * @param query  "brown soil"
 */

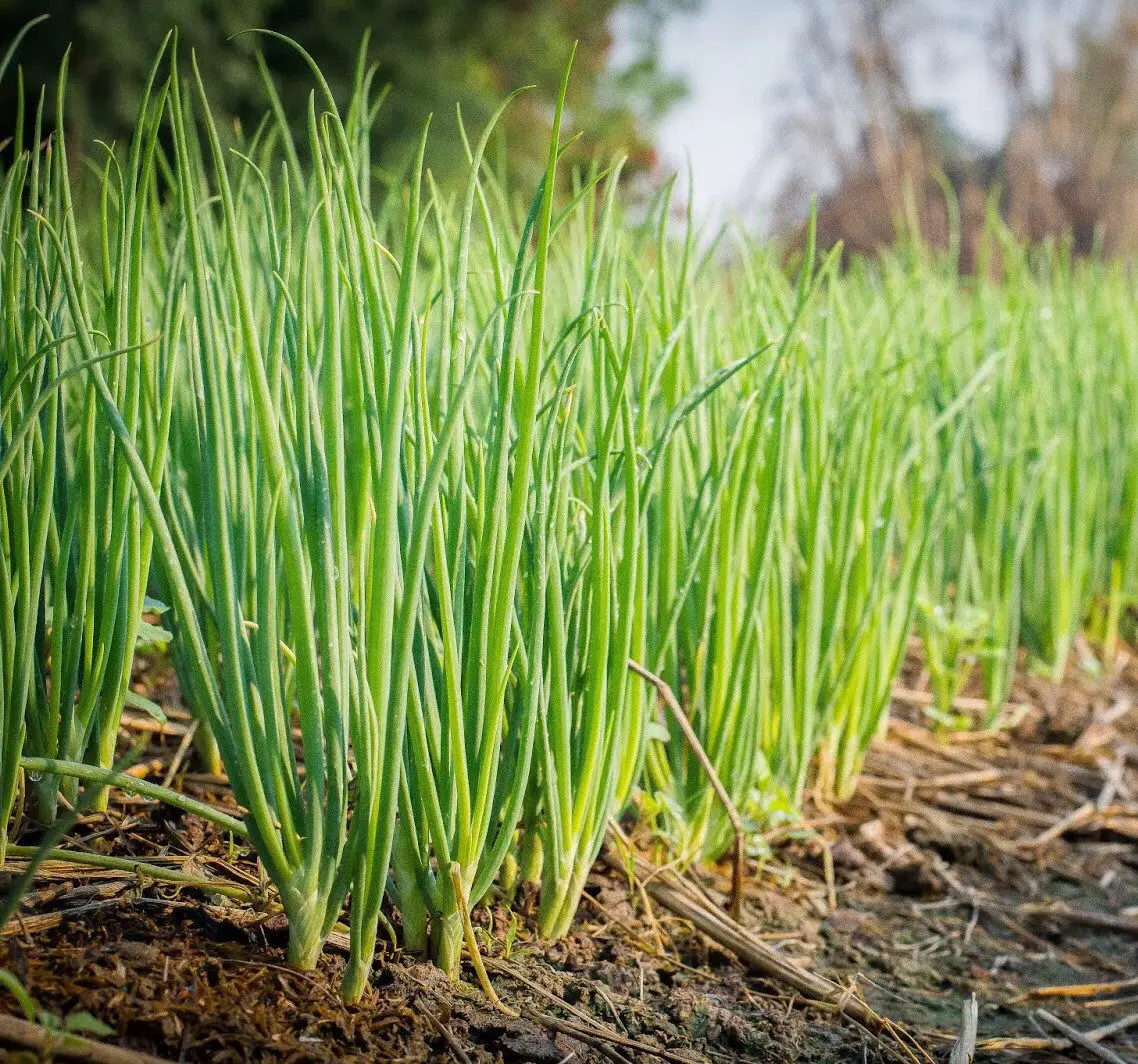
xmin=2 ymin=645 xmax=1136 ymax=1063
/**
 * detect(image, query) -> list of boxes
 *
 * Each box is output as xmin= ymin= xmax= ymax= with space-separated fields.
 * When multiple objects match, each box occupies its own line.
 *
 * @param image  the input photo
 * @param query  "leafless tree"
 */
xmin=761 ymin=0 xmax=1138 ymax=262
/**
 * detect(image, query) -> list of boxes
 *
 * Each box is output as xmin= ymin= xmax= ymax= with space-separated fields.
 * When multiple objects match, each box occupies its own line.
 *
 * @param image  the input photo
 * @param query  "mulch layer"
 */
xmin=1 ymin=643 xmax=1136 ymax=1063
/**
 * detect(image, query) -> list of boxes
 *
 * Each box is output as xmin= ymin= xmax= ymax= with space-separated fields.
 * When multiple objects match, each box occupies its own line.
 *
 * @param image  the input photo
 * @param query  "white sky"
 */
xmin=613 ymin=0 xmax=1101 ymax=224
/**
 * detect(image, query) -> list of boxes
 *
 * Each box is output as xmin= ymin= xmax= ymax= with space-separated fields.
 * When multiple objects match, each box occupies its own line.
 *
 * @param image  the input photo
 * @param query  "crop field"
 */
xmin=2 ymin=30 xmax=1137 ymax=1064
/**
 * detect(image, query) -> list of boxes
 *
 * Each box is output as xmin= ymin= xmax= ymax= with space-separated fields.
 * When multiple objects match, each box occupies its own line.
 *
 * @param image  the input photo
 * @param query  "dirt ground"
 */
xmin=1 ymin=645 xmax=1136 ymax=1063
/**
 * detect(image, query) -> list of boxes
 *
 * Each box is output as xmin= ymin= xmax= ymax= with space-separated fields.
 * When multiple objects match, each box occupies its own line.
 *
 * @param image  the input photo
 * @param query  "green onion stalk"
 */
xmin=20 ymin=48 xmax=180 ymax=824
xmin=815 ymin=252 xmax=1001 ymax=796
xmin=389 ymin=60 xmax=597 ymax=973
xmin=898 ymin=252 xmax=990 ymax=729
xmin=527 ymin=272 xmax=648 ymax=939
xmin=0 ymin=22 xmax=57 ymax=862
xmin=1101 ymin=264 xmax=1138 ymax=661
xmin=639 ymin=220 xmax=796 ymax=862
xmin=1018 ymin=249 xmax=1111 ymax=682
xmin=780 ymin=307 xmax=909 ymax=803
xmin=961 ymin=313 xmax=1040 ymax=725
xmin=40 ymin=39 xmax=447 ymax=1001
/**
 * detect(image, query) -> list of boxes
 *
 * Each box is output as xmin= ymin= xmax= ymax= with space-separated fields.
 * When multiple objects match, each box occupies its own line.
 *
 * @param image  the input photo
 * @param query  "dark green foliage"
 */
xmin=0 ymin=1 xmax=688 ymax=183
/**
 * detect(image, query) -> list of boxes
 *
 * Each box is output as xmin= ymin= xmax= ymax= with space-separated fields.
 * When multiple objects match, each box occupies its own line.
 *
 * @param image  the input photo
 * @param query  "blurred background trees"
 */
xmin=768 ymin=0 xmax=1138 ymax=264
xmin=8 ymin=0 xmax=1138 ymax=260
xmin=0 ymin=0 xmax=690 ymax=186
